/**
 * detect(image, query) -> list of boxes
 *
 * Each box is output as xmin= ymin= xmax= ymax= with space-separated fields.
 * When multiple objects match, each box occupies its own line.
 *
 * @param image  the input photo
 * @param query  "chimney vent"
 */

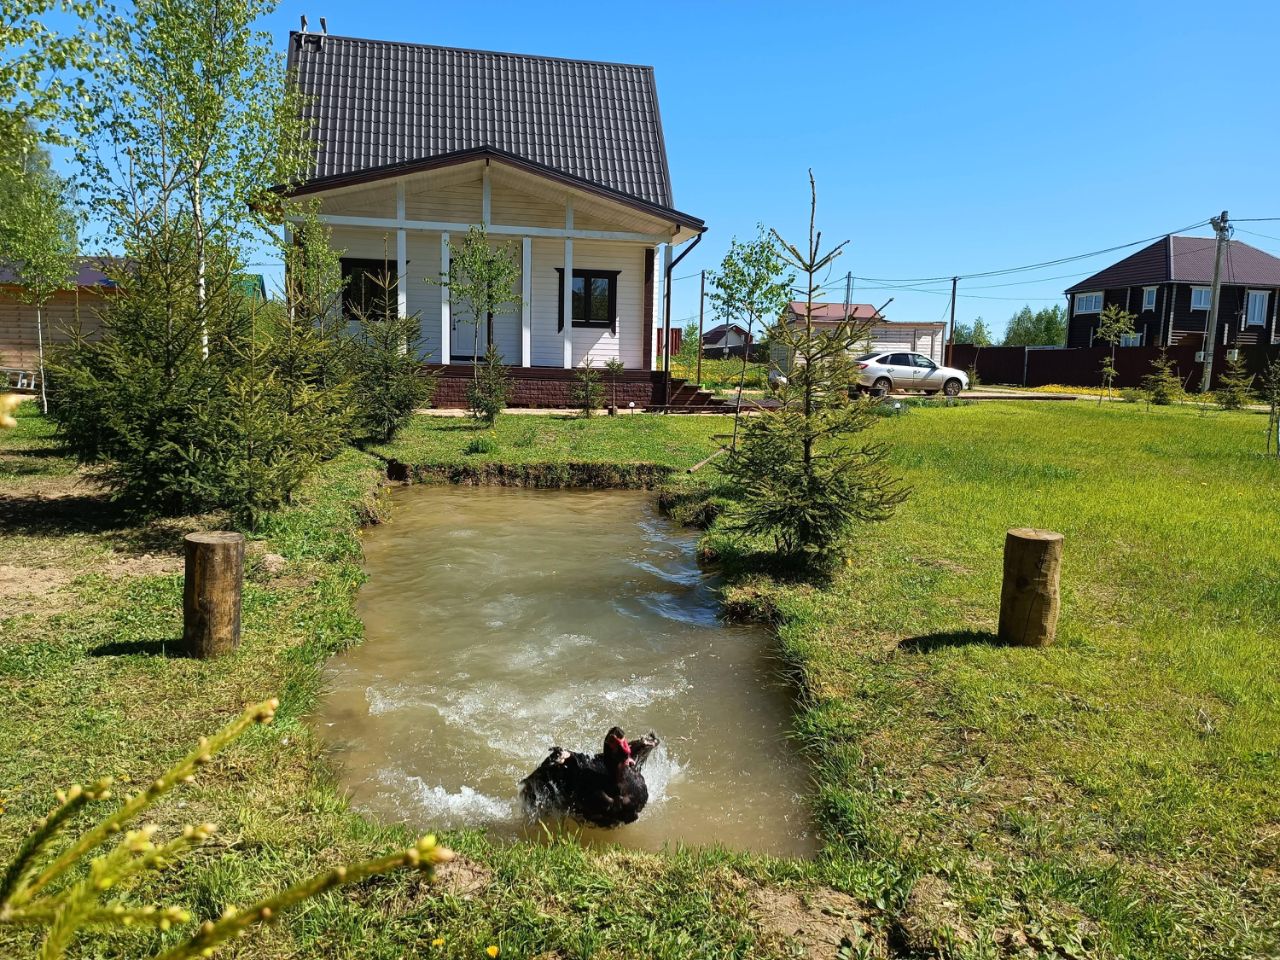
xmin=300 ymin=14 xmax=308 ymax=32
xmin=320 ymin=17 xmax=328 ymax=34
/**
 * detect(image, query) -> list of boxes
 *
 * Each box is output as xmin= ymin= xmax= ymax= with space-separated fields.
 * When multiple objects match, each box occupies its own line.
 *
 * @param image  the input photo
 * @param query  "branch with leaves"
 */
xmin=0 ymin=699 xmax=453 ymax=959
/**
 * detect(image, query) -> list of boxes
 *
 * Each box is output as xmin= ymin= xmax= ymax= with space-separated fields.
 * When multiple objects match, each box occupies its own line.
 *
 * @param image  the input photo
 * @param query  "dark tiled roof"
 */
xmin=288 ymin=32 xmax=675 ymax=209
xmin=1066 ymin=236 xmax=1280 ymax=293
xmin=701 ymin=322 xmax=750 ymax=343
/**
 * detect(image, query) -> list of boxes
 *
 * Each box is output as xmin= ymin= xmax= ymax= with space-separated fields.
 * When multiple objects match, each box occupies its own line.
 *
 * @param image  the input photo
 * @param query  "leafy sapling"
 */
xmin=1094 ymin=303 xmax=1135 ymax=402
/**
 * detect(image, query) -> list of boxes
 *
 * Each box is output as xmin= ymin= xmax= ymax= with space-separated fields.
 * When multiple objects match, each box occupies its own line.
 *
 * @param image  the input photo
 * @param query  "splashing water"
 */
xmin=318 ymin=487 xmax=815 ymax=856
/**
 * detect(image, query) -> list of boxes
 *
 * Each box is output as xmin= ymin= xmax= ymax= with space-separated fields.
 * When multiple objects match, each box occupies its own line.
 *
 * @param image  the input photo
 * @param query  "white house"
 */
xmin=279 ymin=28 xmax=705 ymax=407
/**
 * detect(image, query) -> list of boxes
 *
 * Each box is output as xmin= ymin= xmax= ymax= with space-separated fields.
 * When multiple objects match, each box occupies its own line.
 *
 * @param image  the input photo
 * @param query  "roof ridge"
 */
xmin=288 ymin=31 xmax=657 ymax=72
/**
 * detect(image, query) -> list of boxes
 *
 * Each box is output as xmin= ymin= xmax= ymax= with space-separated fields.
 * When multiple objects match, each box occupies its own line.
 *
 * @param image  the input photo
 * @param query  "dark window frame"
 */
xmin=340 ymin=257 xmax=398 ymax=321
xmin=555 ymin=268 xmax=620 ymax=334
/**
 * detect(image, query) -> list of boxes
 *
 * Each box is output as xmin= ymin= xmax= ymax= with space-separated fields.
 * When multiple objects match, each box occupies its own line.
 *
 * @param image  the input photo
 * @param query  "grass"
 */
xmin=669 ymin=355 xmax=768 ymax=391
xmin=3 ymin=400 xmax=1278 ymax=958
xmin=706 ymin=401 xmax=1280 ymax=957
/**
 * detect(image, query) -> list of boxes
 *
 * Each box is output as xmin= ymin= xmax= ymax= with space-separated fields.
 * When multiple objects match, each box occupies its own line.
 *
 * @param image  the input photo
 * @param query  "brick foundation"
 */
xmin=425 ymin=365 xmax=667 ymax=409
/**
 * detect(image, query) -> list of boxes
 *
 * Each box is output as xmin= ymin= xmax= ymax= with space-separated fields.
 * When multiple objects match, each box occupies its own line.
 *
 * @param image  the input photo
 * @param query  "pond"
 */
xmin=318 ymin=486 xmax=814 ymax=857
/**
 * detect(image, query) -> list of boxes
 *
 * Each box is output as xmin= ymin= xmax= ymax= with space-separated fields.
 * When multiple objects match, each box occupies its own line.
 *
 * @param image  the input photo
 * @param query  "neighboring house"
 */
xmin=701 ymin=322 xmax=752 ymax=358
xmin=1064 ymin=235 xmax=1280 ymax=349
xmin=0 ymin=260 xmax=115 ymax=370
xmin=770 ymin=301 xmax=946 ymax=370
xmin=280 ymin=27 xmax=705 ymax=407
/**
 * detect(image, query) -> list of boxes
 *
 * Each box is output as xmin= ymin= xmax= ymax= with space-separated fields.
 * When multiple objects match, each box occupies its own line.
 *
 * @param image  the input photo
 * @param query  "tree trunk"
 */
xmin=35 ymin=303 xmax=48 ymax=414
xmin=183 ymin=531 xmax=245 ymax=659
xmin=997 ymin=528 xmax=1063 ymax=647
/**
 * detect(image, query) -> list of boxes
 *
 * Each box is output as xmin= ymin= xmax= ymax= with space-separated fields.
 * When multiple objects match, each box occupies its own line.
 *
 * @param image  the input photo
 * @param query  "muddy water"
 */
xmin=318 ymin=487 xmax=815 ymax=857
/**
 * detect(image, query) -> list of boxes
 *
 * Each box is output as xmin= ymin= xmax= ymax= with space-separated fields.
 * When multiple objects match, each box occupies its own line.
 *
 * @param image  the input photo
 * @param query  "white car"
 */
xmin=854 ymin=351 xmax=968 ymax=396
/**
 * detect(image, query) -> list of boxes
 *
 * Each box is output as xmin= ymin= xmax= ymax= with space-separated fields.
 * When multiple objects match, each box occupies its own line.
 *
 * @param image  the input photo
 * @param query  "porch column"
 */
xmin=562 ymin=199 xmax=574 ymax=369
xmin=521 ymin=236 xmax=532 ymax=367
xmin=395 ymin=183 xmax=408 ymax=323
xmin=440 ymin=232 xmax=451 ymax=363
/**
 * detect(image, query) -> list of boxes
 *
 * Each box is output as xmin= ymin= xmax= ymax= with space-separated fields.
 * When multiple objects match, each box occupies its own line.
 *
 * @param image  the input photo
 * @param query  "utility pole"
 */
xmin=696 ymin=269 xmax=705 ymax=385
xmin=1199 ymin=211 xmax=1231 ymax=393
xmin=946 ymin=276 xmax=958 ymax=367
xmin=842 ymin=271 xmax=852 ymax=323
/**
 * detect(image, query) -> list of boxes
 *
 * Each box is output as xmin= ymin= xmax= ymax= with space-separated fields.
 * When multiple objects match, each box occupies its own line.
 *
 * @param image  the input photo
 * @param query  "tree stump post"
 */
xmin=997 ymin=528 xmax=1063 ymax=648
xmin=183 ymin=531 xmax=245 ymax=659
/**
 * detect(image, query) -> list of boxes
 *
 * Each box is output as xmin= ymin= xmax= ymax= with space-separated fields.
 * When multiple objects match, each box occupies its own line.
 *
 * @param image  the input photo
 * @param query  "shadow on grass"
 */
xmin=0 ymin=490 xmax=199 ymax=556
xmin=88 ymin=637 xmax=187 ymax=658
xmin=898 ymin=630 xmax=1002 ymax=653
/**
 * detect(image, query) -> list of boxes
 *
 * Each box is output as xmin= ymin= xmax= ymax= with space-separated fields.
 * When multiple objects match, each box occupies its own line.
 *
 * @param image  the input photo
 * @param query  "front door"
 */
xmin=451 ymin=307 xmax=489 ymax=363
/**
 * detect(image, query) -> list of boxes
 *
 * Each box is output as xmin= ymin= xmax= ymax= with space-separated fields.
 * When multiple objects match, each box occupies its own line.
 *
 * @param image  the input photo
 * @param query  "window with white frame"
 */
xmin=1246 ymin=290 xmax=1268 ymax=326
xmin=1119 ymin=331 xmax=1144 ymax=347
xmin=1142 ymin=287 xmax=1157 ymax=311
xmin=1074 ymin=291 xmax=1102 ymax=314
xmin=1190 ymin=287 xmax=1212 ymax=310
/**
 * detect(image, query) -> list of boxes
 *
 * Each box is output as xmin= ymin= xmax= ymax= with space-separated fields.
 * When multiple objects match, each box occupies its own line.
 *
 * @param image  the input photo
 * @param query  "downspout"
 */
xmin=662 ymin=231 xmax=703 ymax=406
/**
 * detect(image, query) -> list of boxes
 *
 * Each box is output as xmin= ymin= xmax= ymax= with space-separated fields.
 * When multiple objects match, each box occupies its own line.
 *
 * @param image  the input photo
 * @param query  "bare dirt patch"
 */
xmin=748 ymin=885 xmax=875 ymax=958
xmin=434 ymin=857 xmax=492 ymax=898
xmin=0 ymin=564 xmax=73 ymax=617
xmin=893 ymin=874 xmax=974 ymax=954
xmin=103 ymin=553 xmax=184 ymax=577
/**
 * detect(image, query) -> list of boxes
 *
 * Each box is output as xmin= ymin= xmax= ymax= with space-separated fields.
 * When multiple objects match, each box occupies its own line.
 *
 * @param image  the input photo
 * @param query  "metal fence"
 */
xmin=951 ymin=343 xmax=1279 ymax=390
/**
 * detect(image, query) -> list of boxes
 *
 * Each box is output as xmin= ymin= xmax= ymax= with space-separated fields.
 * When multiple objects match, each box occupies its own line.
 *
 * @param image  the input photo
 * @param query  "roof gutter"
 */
xmin=662 ymin=231 xmax=703 ymax=406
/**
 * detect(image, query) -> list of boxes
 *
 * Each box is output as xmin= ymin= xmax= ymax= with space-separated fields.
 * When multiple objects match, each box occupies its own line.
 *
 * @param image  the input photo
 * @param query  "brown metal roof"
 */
xmin=287 ymin=31 xmax=679 ymax=211
xmin=1065 ymin=236 xmax=1280 ymax=293
xmin=787 ymin=301 xmax=884 ymax=322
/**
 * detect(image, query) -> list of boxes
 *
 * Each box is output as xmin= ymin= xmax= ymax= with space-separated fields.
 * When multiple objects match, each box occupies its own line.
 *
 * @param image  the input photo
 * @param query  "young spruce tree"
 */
xmin=1215 ymin=352 xmax=1255 ymax=411
xmin=718 ymin=173 xmax=907 ymax=571
xmin=1142 ymin=348 xmax=1184 ymax=406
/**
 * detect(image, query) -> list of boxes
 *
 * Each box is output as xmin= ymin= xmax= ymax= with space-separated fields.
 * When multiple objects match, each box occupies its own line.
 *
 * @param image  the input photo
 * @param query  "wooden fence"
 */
xmin=951 ymin=343 xmax=1280 ymax=391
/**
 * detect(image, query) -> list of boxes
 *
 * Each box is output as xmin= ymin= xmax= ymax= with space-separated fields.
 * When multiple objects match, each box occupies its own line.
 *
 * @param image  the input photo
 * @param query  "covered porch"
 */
xmin=284 ymin=150 xmax=703 ymax=372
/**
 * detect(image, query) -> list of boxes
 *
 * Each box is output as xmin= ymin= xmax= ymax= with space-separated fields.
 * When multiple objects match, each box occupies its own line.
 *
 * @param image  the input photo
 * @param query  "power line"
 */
xmin=852 ymin=217 xmax=1213 ymax=284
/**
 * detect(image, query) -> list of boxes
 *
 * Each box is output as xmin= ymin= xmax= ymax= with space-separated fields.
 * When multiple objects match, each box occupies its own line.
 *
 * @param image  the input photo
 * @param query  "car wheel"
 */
xmin=873 ymin=377 xmax=892 ymax=396
xmin=943 ymin=378 xmax=962 ymax=397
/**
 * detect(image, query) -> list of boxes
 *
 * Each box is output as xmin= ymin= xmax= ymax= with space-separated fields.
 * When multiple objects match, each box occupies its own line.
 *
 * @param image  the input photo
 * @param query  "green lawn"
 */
xmin=2 ymin=401 xmax=1277 ymax=958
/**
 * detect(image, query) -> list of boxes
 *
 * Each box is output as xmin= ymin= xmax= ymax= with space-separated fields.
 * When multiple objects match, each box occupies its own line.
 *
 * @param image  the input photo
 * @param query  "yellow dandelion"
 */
xmin=486 ymin=947 xmax=499 ymax=958
xmin=431 ymin=937 xmax=445 ymax=948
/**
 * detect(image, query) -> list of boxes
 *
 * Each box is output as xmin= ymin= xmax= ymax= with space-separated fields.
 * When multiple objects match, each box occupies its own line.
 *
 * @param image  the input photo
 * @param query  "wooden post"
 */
xmin=997 ymin=528 xmax=1063 ymax=647
xmin=183 ymin=531 xmax=244 ymax=659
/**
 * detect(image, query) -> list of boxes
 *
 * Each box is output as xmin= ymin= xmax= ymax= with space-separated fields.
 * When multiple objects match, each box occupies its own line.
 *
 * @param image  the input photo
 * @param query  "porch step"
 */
xmin=647 ymin=378 xmax=732 ymax=413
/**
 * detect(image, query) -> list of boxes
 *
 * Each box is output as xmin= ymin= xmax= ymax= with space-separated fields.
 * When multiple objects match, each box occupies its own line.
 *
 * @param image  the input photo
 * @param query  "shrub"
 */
xmin=50 ymin=225 xmax=352 ymax=524
xmin=0 ymin=699 xmax=452 ymax=960
xmin=467 ymin=344 xmax=510 ymax=425
xmin=1119 ymin=387 xmax=1144 ymax=403
xmin=1142 ymin=349 xmax=1184 ymax=406
xmin=49 ymin=232 xmax=244 ymax=514
xmin=345 ymin=267 xmax=436 ymax=444
xmin=465 ymin=434 xmax=499 ymax=455
xmin=572 ymin=362 xmax=604 ymax=417
xmin=1215 ymin=354 xmax=1255 ymax=411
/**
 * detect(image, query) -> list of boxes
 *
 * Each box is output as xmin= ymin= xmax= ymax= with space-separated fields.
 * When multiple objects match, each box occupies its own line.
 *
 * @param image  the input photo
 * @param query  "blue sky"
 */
xmin=56 ymin=0 xmax=1280 ymax=337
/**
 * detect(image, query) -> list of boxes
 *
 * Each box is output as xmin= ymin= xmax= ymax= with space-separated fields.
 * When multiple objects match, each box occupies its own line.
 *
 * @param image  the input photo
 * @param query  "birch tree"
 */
xmin=707 ymin=226 xmax=793 ymax=451
xmin=79 ymin=0 xmax=309 ymax=346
